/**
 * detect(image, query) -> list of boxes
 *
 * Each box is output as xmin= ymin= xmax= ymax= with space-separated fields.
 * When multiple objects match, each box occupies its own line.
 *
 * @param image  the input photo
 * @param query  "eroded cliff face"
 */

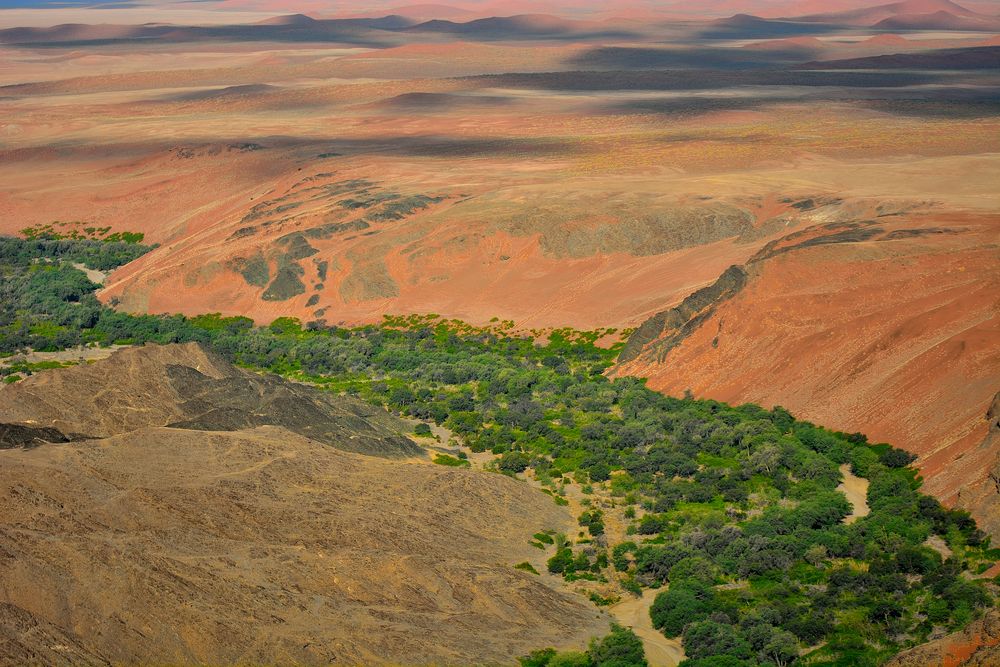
xmin=958 ymin=393 xmax=1000 ymax=539
xmin=617 ymin=265 xmax=748 ymax=365
xmin=612 ymin=205 xmax=1000 ymax=538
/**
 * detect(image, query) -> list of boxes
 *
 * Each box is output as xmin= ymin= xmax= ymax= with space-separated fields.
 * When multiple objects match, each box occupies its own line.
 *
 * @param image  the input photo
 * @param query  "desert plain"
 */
xmin=2 ymin=0 xmax=998 ymax=535
xmin=0 ymin=2 xmax=999 ymax=664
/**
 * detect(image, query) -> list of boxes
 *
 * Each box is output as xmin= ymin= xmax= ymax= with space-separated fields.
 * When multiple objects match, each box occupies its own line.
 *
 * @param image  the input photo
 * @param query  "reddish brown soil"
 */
xmin=613 ymin=209 xmax=1000 ymax=536
xmin=887 ymin=609 xmax=1000 ymax=667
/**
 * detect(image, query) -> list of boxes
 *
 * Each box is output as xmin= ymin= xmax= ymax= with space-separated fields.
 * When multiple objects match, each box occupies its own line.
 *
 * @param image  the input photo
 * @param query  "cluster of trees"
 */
xmin=521 ymin=624 xmax=646 ymax=667
xmin=1 ymin=236 xmax=151 ymax=269
xmin=579 ymin=510 xmax=605 ymax=537
xmin=19 ymin=222 xmax=145 ymax=245
xmin=0 ymin=237 xmax=156 ymax=354
xmin=2 ymin=236 xmax=996 ymax=666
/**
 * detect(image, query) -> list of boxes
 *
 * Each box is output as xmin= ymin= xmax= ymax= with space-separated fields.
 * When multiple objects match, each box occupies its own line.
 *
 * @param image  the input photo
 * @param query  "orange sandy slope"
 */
xmin=613 ymin=207 xmax=1000 ymax=536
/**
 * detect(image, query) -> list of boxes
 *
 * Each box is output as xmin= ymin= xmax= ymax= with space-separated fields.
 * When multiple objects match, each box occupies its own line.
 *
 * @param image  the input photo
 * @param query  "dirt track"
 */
xmin=837 ymin=463 xmax=871 ymax=524
xmin=609 ymin=589 xmax=685 ymax=667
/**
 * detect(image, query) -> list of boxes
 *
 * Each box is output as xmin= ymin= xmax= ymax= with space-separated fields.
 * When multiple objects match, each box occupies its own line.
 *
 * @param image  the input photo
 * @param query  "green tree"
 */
xmin=499 ymin=451 xmax=533 ymax=474
xmin=681 ymin=620 xmax=752 ymax=661
xmin=548 ymin=547 xmax=575 ymax=574
xmin=588 ymin=624 xmax=647 ymax=667
xmin=548 ymin=651 xmax=591 ymax=667
xmin=650 ymin=579 xmax=718 ymax=637
xmin=520 ymin=648 xmax=557 ymax=667
xmin=763 ymin=628 xmax=799 ymax=667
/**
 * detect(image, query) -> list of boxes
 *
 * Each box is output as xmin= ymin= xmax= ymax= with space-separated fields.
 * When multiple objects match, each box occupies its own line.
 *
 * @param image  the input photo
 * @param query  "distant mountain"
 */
xmin=408 ymin=14 xmax=579 ymax=35
xmin=256 ymin=13 xmax=319 ymax=26
xmin=0 ymin=22 xmax=162 ymax=44
xmin=0 ymin=16 xmax=415 ymax=45
xmin=704 ymin=13 xmax=834 ymax=38
xmin=404 ymin=13 xmax=634 ymax=38
xmin=386 ymin=3 xmax=478 ymax=20
xmin=874 ymin=9 xmax=1000 ymax=30
xmin=257 ymin=14 xmax=417 ymax=31
xmin=0 ymin=12 xmax=642 ymax=45
xmin=341 ymin=14 xmax=419 ymax=29
xmin=793 ymin=0 xmax=986 ymax=24
xmin=742 ymin=35 xmax=825 ymax=51
xmin=713 ymin=12 xmax=770 ymax=27
xmin=881 ymin=0 xmax=980 ymax=17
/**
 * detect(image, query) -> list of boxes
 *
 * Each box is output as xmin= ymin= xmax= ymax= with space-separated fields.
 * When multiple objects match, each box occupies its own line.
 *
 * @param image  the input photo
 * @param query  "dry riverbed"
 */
xmin=837 ymin=463 xmax=871 ymax=524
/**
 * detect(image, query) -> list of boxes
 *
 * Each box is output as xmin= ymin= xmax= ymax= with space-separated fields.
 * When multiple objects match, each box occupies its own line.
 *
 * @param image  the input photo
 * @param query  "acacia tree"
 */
xmin=764 ymin=629 xmax=799 ymax=667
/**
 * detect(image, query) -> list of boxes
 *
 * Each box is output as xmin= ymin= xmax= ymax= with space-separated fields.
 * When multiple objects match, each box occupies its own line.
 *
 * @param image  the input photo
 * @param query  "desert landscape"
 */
xmin=2 ymin=0 xmax=997 ymax=536
xmin=0 ymin=344 xmax=609 ymax=665
xmin=0 ymin=0 xmax=998 ymax=665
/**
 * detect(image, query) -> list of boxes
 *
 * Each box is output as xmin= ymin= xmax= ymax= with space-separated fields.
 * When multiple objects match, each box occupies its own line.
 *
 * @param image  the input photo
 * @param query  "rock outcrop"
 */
xmin=0 ymin=342 xmax=419 ymax=458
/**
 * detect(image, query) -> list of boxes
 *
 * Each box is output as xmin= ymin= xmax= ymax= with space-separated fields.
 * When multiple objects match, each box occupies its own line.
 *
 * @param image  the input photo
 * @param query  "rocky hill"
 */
xmin=0 ymin=344 xmax=607 ymax=666
xmin=613 ymin=205 xmax=1000 ymax=539
xmin=0 ymin=342 xmax=419 ymax=457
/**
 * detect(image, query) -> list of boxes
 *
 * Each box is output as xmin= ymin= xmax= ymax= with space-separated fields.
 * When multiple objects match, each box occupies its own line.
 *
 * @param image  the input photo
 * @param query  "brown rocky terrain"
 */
xmin=0 ymin=344 xmax=607 ymax=665
xmin=0 ymin=342 xmax=420 ymax=457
